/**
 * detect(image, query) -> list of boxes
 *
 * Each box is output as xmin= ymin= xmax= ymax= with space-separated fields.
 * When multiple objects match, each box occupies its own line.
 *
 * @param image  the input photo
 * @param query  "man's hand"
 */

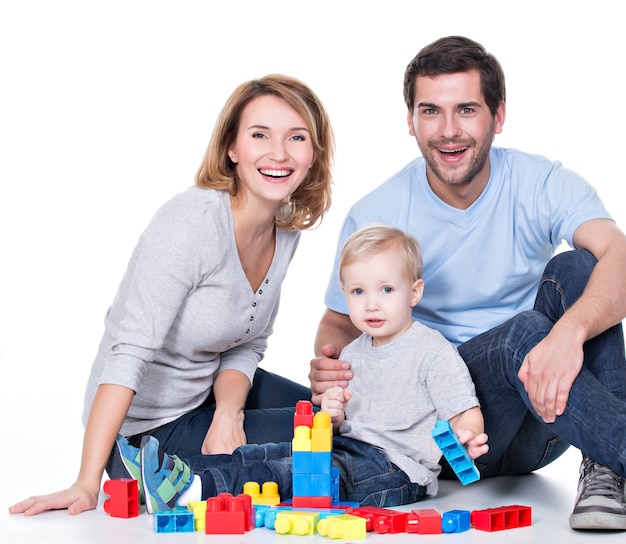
xmin=309 ymin=344 xmax=353 ymax=406
xmin=518 ymin=327 xmax=584 ymax=423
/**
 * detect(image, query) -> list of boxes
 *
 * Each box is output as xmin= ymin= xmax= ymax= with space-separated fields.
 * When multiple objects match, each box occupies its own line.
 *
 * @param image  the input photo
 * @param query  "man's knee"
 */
xmin=536 ymin=249 xmax=597 ymax=317
xmin=544 ymin=248 xmax=596 ymax=279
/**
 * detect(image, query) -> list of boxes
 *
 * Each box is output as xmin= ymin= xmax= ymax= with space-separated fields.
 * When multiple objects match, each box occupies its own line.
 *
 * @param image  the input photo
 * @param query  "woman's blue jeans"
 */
xmin=457 ymin=249 xmax=626 ymax=478
xmin=128 ymin=368 xmax=311 ymax=457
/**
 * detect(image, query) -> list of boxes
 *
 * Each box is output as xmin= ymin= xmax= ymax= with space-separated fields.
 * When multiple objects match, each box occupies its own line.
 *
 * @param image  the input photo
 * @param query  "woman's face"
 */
xmin=229 ymin=94 xmax=315 ymax=207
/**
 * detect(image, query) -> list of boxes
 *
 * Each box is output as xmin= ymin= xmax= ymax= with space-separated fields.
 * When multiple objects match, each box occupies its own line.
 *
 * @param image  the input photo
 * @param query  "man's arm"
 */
xmin=519 ymin=218 xmax=626 ymax=422
xmin=309 ymin=309 xmax=360 ymax=405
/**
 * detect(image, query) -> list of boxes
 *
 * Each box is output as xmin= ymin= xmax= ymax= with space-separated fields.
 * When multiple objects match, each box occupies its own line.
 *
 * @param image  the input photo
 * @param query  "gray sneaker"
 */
xmin=569 ymin=455 xmax=626 ymax=530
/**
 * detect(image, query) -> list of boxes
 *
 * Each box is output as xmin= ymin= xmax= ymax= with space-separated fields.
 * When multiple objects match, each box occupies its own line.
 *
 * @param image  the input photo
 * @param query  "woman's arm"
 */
xmin=201 ymin=369 xmax=250 ymax=454
xmin=9 ymin=384 xmax=134 ymax=516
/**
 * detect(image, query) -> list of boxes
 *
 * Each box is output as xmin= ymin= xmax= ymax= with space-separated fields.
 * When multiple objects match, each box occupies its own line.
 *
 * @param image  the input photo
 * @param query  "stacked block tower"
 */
xmin=291 ymin=400 xmax=333 ymax=508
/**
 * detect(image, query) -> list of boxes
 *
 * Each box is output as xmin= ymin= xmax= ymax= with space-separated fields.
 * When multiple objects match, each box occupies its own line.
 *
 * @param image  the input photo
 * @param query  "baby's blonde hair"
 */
xmin=339 ymin=225 xmax=423 ymax=284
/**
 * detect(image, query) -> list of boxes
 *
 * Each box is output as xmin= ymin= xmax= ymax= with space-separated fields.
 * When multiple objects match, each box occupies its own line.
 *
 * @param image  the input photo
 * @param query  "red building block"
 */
xmin=471 ymin=505 xmax=532 ymax=531
xmin=406 ymin=508 xmax=442 ymax=534
xmin=237 ymin=493 xmax=256 ymax=532
xmin=205 ymin=493 xmax=255 ymax=534
xmin=294 ymin=400 xmax=314 ymax=428
xmin=351 ymin=506 xmax=408 ymax=534
xmin=292 ymin=496 xmax=332 ymax=509
xmin=103 ymin=478 xmax=139 ymax=518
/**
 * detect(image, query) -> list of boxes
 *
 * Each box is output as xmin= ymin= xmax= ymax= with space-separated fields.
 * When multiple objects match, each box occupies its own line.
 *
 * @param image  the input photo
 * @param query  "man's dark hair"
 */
xmin=403 ymin=36 xmax=506 ymax=116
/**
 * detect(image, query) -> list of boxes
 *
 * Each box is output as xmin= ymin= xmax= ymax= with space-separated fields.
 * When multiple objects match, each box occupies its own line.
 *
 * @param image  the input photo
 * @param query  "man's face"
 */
xmin=407 ymin=69 xmax=505 ymax=204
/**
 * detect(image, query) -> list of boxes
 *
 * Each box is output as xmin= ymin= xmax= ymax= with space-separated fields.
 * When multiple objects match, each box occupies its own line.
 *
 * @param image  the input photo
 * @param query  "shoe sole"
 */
xmin=570 ymin=512 xmax=626 ymax=530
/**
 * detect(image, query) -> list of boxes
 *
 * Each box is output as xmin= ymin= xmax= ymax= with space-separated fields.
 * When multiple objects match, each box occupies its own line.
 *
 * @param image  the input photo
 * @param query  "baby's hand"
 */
xmin=321 ymin=386 xmax=352 ymax=425
xmin=456 ymin=429 xmax=489 ymax=460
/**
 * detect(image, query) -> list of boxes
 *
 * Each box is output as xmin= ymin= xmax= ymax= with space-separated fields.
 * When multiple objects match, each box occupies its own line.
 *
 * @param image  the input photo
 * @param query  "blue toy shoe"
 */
xmin=140 ymin=435 xmax=193 ymax=514
xmin=106 ymin=434 xmax=144 ymax=502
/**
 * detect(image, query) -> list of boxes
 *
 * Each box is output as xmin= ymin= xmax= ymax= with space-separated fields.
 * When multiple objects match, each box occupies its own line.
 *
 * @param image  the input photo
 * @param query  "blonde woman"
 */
xmin=11 ymin=74 xmax=334 ymax=516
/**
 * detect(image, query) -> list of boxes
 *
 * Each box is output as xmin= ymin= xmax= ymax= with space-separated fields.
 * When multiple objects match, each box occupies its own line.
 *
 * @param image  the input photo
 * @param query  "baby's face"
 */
xmin=341 ymin=248 xmax=422 ymax=346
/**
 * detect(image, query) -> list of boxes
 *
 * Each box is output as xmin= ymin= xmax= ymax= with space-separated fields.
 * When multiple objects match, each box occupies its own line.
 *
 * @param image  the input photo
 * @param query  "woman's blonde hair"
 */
xmin=339 ymin=225 xmax=423 ymax=284
xmin=195 ymin=74 xmax=334 ymax=231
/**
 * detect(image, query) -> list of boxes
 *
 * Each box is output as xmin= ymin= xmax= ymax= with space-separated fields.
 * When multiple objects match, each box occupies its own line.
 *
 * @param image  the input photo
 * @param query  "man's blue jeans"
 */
xmin=184 ymin=436 xmax=425 ymax=507
xmin=457 ymin=249 xmax=626 ymax=478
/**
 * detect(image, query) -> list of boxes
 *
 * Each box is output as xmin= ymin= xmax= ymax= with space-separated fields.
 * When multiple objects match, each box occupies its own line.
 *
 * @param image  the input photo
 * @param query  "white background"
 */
xmin=1 ymin=0 xmax=624 ymax=506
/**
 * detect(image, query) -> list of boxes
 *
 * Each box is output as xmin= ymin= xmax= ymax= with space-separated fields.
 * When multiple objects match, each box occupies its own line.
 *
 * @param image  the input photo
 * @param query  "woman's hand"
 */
xmin=9 ymin=482 xmax=99 ymax=516
xmin=201 ymin=407 xmax=247 ymax=454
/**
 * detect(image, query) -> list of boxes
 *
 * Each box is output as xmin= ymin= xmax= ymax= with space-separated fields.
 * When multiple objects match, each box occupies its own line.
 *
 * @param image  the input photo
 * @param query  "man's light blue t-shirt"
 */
xmin=324 ymin=147 xmax=611 ymax=346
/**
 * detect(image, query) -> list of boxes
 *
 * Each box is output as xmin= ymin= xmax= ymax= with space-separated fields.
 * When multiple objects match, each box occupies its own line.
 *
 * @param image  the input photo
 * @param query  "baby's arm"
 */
xmin=321 ymin=386 xmax=352 ymax=432
xmin=448 ymin=406 xmax=489 ymax=459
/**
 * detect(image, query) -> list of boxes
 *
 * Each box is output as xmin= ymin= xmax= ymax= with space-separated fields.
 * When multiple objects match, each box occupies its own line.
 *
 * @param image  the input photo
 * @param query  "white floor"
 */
xmin=4 ymin=444 xmax=625 ymax=543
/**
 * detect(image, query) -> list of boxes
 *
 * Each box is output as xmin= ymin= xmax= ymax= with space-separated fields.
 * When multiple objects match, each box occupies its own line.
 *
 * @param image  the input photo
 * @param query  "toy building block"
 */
xmin=153 ymin=509 xmax=195 ymax=533
xmin=274 ymin=511 xmax=320 ymax=535
xmin=331 ymin=467 xmax=340 ymax=503
xmin=471 ymin=505 xmax=532 ymax=531
xmin=231 ymin=492 xmax=256 ymax=532
xmin=103 ymin=478 xmax=139 ymax=518
xmin=260 ymin=506 xmax=344 ymax=530
xmin=293 ymin=472 xmax=332 ymax=497
xmin=292 ymin=425 xmax=312 ymax=451
xmin=187 ymin=501 xmax=207 ymax=531
xmin=291 ymin=401 xmax=334 ymax=511
xmin=351 ymin=506 xmax=408 ymax=534
xmin=294 ymin=400 xmax=314 ymax=428
xmin=431 ymin=419 xmax=480 ymax=485
xmin=292 ymin=496 xmax=332 ymax=508
xmin=406 ymin=508 xmax=442 ymax=534
xmin=204 ymin=493 xmax=255 ymax=534
xmin=442 ymin=509 xmax=471 ymax=533
xmin=243 ymin=481 xmax=280 ymax=506
xmin=277 ymin=499 xmax=355 ymax=511
xmin=312 ymin=411 xmax=332 ymax=452
xmin=317 ymin=513 xmax=367 ymax=540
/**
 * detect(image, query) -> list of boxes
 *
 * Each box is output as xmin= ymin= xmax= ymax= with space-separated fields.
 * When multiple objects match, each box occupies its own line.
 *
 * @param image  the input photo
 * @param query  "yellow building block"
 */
xmin=187 ymin=501 xmax=207 ymax=532
xmin=292 ymin=425 xmax=312 ymax=452
xmin=274 ymin=511 xmax=320 ymax=536
xmin=311 ymin=411 xmax=332 ymax=452
xmin=317 ymin=513 xmax=367 ymax=540
xmin=242 ymin=481 xmax=280 ymax=506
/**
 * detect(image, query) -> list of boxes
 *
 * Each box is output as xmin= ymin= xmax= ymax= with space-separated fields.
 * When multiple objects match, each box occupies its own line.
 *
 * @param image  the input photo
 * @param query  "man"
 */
xmin=310 ymin=36 xmax=626 ymax=531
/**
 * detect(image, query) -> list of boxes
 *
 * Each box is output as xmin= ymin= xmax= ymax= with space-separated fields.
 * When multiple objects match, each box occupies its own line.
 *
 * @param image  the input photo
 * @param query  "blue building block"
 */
xmin=431 ymin=420 xmax=480 ymax=485
xmin=293 ymin=451 xmax=312 ymax=474
xmin=293 ymin=451 xmax=332 ymax=474
xmin=442 ymin=509 xmax=471 ymax=533
xmin=331 ymin=467 xmax=339 ymax=503
xmin=293 ymin=473 xmax=332 ymax=497
xmin=153 ymin=510 xmax=195 ymax=533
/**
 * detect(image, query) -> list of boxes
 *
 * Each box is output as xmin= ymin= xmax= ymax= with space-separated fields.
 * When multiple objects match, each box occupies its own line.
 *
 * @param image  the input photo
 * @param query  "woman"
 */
xmin=10 ymin=74 xmax=334 ymax=516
